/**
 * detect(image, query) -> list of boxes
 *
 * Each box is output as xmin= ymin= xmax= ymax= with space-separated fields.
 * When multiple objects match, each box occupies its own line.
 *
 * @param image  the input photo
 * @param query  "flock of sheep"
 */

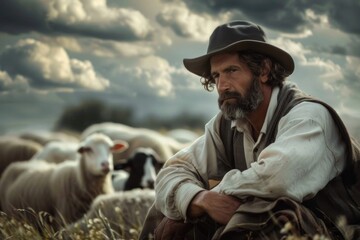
xmin=0 ymin=122 xmax=200 ymax=238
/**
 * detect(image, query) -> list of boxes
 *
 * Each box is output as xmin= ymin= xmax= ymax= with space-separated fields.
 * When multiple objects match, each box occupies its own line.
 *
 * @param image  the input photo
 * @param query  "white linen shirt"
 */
xmin=154 ymin=86 xmax=346 ymax=221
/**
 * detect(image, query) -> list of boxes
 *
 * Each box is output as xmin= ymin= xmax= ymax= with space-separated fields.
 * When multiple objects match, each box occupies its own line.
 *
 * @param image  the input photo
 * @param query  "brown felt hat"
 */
xmin=183 ymin=20 xmax=294 ymax=77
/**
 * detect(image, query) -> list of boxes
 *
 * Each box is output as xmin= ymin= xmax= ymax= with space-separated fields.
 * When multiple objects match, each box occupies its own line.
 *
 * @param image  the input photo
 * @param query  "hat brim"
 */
xmin=183 ymin=40 xmax=294 ymax=77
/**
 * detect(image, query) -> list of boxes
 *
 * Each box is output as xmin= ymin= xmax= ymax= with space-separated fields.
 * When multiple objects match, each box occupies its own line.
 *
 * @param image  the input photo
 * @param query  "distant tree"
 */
xmin=54 ymin=99 xmax=134 ymax=133
xmin=55 ymin=99 xmax=207 ymax=133
xmin=136 ymin=111 xmax=206 ymax=130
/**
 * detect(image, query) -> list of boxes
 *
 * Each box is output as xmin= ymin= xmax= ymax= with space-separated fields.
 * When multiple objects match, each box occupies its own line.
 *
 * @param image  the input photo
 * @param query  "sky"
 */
xmin=0 ymin=0 xmax=359 ymax=139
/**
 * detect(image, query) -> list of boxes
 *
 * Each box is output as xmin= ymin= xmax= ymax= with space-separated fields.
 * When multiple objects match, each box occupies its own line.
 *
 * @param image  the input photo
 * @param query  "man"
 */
xmin=140 ymin=20 xmax=360 ymax=240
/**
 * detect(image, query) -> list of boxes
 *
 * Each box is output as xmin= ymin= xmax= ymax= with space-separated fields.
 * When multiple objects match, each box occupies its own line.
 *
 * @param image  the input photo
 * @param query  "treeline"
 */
xmin=54 ymin=99 xmax=207 ymax=133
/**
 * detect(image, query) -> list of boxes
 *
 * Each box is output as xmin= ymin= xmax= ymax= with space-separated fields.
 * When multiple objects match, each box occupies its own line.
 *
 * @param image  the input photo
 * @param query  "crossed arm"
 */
xmin=154 ymin=190 xmax=242 ymax=240
xmin=187 ymin=190 xmax=242 ymax=224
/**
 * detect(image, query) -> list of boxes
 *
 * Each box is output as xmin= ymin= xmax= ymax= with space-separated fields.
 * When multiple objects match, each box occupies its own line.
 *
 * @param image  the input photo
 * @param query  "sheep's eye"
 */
xmin=79 ymin=147 xmax=92 ymax=154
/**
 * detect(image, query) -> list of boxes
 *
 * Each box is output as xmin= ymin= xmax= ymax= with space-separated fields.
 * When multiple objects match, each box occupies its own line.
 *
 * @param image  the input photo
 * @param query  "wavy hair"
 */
xmin=200 ymin=52 xmax=291 ymax=92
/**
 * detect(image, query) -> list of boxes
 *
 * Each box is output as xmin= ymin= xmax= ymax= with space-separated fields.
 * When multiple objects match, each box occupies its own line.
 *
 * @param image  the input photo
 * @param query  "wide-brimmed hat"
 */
xmin=183 ymin=20 xmax=294 ymax=77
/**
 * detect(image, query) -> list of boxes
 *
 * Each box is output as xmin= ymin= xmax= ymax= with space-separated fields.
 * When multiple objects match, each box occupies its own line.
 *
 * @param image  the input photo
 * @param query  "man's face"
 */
xmin=210 ymin=52 xmax=264 ymax=120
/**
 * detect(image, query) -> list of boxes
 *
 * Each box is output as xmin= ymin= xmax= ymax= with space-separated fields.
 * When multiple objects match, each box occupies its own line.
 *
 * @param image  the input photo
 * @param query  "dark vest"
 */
xmin=220 ymin=82 xmax=360 ymax=224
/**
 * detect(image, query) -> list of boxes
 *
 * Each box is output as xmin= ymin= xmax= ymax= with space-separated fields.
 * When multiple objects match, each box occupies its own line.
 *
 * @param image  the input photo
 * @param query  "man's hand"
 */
xmin=154 ymin=217 xmax=192 ymax=240
xmin=188 ymin=190 xmax=241 ymax=225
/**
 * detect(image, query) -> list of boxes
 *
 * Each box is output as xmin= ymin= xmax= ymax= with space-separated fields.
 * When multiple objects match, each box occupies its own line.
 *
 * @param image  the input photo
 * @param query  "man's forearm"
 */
xmin=187 ymin=190 xmax=208 ymax=219
xmin=186 ymin=190 xmax=242 ymax=225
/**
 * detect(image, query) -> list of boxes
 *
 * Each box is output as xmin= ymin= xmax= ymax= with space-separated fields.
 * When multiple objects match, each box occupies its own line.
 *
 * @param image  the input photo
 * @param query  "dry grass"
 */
xmin=0 ymin=207 xmax=352 ymax=240
xmin=0 ymin=207 xmax=147 ymax=240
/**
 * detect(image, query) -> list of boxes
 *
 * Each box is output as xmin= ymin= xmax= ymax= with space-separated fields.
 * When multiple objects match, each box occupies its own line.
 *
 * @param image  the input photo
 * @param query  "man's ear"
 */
xmin=260 ymin=59 xmax=271 ymax=83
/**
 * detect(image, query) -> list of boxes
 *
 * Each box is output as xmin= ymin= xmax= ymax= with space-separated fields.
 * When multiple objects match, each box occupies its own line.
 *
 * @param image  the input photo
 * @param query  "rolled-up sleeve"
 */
xmin=154 ymin=113 xmax=224 ymax=221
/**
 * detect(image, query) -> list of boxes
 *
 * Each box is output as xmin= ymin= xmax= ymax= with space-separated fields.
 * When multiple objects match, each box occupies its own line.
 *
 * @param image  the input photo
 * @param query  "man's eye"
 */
xmin=227 ymin=67 xmax=238 ymax=73
xmin=210 ymin=74 xmax=219 ymax=82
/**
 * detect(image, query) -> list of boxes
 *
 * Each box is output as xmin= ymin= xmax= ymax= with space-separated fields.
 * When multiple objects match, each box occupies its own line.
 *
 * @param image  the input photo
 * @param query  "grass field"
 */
xmin=0 ymin=206 xmax=353 ymax=240
xmin=0 ymin=206 xmax=149 ymax=240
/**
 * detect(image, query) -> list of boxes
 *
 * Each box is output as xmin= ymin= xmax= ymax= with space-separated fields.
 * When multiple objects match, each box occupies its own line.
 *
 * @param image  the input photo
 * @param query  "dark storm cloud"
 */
xmin=159 ymin=0 xmax=307 ymax=33
xmin=343 ymin=68 xmax=360 ymax=92
xmin=329 ymin=45 xmax=347 ymax=56
xmin=348 ymin=37 xmax=360 ymax=57
xmin=324 ymin=0 xmax=360 ymax=35
xmin=161 ymin=0 xmax=360 ymax=35
xmin=0 ymin=0 xmax=154 ymax=41
xmin=307 ymin=36 xmax=360 ymax=58
xmin=307 ymin=45 xmax=348 ymax=57
xmin=0 ymin=1 xmax=49 ymax=34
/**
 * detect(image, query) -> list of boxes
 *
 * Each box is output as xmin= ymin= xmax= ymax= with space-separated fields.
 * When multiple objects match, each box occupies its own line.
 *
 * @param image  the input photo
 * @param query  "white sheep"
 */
xmin=30 ymin=141 xmax=80 ymax=164
xmin=0 ymin=133 xmax=129 ymax=230
xmin=0 ymin=136 xmax=43 ymax=177
xmin=18 ymin=130 xmax=80 ymax=146
xmin=81 ymin=122 xmax=188 ymax=163
xmin=165 ymin=128 xmax=201 ymax=144
xmin=112 ymin=169 xmax=130 ymax=191
xmin=63 ymin=189 xmax=155 ymax=239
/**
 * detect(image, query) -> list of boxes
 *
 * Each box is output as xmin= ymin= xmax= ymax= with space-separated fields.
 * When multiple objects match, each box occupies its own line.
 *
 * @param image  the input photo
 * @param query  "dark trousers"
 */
xmin=139 ymin=203 xmax=220 ymax=240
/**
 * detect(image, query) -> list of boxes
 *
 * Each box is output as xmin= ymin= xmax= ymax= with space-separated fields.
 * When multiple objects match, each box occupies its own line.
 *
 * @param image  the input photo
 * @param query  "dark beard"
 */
xmin=218 ymin=77 xmax=264 ymax=120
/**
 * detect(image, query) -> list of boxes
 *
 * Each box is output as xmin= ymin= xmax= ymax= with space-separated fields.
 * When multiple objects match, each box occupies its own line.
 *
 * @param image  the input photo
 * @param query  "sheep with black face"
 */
xmin=112 ymin=147 xmax=163 ymax=191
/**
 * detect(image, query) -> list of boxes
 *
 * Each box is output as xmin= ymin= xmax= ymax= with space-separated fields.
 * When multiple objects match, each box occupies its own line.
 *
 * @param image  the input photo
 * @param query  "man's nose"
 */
xmin=217 ymin=75 xmax=230 ymax=92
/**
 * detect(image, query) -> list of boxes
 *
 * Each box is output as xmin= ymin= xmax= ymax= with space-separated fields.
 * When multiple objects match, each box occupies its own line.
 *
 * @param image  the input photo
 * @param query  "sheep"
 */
xmin=31 ymin=143 xmax=160 ymax=191
xmin=30 ymin=141 xmax=80 ymax=164
xmin=112 ymin=147 xmax=163 ymax=191
xmin=165 ymin=128 xmax=201 ymax=144
xmin=81 ymin=122 xmax=189 ymax=163
xmin=0 ymin=136 xmax=43 ymax=177
xmin=63 ymin=189 xmax=156 ymax=239
xmin=18 ymin=130 xmax=80 ymax=146
xmin=0 ymin=133 xmax=129 ymax=230
xmin=31 ymin=143 xmax=162 ymax=191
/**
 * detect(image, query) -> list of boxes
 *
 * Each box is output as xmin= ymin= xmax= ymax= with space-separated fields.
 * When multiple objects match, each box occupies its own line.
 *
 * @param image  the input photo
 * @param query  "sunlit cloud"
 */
xmin=156 ymin=2 xmax=228 ymax=41
xmin=0 ymin=38 xmax=109 ymax=92
xmin=0 ymin=70 xmax=30 ymax=93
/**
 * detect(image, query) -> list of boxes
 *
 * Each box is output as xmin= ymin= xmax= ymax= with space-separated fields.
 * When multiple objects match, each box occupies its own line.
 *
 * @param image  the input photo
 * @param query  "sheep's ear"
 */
xmin=78 ymin=146 xmax=91 ymax=154
xmin=111 ymin=140 xmax=129 ymax=153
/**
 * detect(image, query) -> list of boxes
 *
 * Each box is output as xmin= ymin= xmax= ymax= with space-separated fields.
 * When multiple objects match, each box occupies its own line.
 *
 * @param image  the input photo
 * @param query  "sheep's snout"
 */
xmin=101 ymin=162 xmax=111 ymax=173
xmin=146 ymin=180 xmax=154 ymax=189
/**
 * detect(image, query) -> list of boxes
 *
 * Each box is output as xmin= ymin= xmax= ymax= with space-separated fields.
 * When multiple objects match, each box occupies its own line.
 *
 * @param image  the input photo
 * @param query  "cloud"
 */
xmin=52 ymin=37 xmax=155 ymax=58
xmin=0 ymin=71 xmax=30 ymax=93
xmin=343 ymin=57 xmax=360 ymax=95
xmin=323 ymin=0 xmax=360 ymax=35
xmin=271 ymin=37 xmax=348 ymax=101
xmin=136 ymin=56 xmax=174 ymax=96
xmin=161 ymin=0 xmax=308 ymax=33
xmin=0 ymin=38 xmax=109 ymax=92
xmin=156 ymin=2 xmax=227 ymax=41
xmin=0 ymin=0 xmax=154 ymax=41
xmin=162 ymin=0 xmax=360 ymax=36
xmin=159 ymin=0 xmax=360 ymax=62
xmin=111 ymin=55 xmax=174 ymax=97
xmin=348 ymin=37 xmax=360 ymax=58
